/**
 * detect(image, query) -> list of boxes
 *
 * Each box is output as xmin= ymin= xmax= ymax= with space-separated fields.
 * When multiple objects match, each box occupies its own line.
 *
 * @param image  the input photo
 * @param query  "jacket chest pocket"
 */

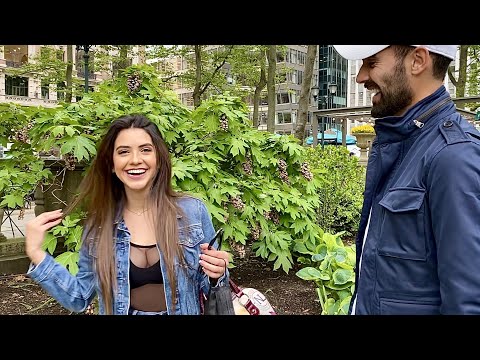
xmin=378 ymin=187 xmax=426 ymax=261
xmin=178 ymin=224 xmax=204 ymax=270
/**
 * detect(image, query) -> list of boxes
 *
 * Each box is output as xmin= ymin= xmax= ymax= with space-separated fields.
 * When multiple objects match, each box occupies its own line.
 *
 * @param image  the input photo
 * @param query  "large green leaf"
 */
xmin=296 ymin=267 xmax=322 ymax=281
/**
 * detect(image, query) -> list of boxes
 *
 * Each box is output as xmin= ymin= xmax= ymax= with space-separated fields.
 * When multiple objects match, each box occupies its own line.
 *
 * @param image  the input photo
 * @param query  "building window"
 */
xmin=297 ymin=70 xmax=303 ymax=85
xmin=179 ymin=92 xmax=193 ymax=107
xmin=298 ymin=51 xmax=306 ymax=65
xmin=290 ymin=49 xmax=297 ymax=64
xmin=56 ymin=49 xmax=65 ymax=62
xmin=259 ymin=94 xmax=268 ymax=106
xmin=41 ymin=80 xmax=49 ymax=99
xmin=290 ymin=91 xmax=299 ymax=104
xmin=260 ymin=112 xmax=267 ymax=125
xmin=276 ymin=92 xmax=290 ymax=105
xmin=277 ymin=68 xmax=287 ymax=84
xmin=5 ymin=76 xmax=28 ymax=96
xmin=290 ymin=70 xmax=303 ymax=85
xmin=276 ymin=111 xmax=292 ymax=124
xmin=57 ymin=82 xmax=66 ymax=100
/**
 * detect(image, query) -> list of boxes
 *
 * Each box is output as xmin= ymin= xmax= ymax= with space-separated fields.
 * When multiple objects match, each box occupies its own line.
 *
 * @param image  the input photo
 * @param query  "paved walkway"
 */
xmin=1 ymin=206 xmax=36 ymax=239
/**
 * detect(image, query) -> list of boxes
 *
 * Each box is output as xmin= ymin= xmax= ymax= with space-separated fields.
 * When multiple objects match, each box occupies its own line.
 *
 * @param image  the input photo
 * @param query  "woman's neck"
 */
xmin=125 ymin=189 xmax=149 ymax=211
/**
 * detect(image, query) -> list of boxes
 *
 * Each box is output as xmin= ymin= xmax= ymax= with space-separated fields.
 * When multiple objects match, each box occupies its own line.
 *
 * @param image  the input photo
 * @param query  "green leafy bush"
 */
xmin=305 ymin=145 xmax=365 ymax=239
xmin=295 ymin=230 xmax=355 ymax=315
xmin=0 ymin=64 xmax=324 ymax=274
xmin=0 ymin=104 xmax=53 ymax=210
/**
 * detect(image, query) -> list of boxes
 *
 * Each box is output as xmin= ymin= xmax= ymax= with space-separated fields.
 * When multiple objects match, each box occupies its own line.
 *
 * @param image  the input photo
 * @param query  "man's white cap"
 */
xmin=333 ymin=45 xmax=457 ymax=61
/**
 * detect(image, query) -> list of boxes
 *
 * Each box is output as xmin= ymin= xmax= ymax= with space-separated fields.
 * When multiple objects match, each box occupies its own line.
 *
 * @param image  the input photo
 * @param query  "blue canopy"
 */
xmin=305 ymin=128 xmax=357 ymax=145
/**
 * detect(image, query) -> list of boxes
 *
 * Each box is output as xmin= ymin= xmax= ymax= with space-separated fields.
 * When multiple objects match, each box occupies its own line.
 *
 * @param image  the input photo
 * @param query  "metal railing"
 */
xmin=5 ymin=61 xmax=23 ymax=68
xmin=6 ymin=86 xmax=28 ymax=97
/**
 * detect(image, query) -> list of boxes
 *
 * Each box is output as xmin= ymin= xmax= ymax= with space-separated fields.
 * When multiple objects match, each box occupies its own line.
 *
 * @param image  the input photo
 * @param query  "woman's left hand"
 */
xmin=199 ymin=243 xmax=229 ymax=279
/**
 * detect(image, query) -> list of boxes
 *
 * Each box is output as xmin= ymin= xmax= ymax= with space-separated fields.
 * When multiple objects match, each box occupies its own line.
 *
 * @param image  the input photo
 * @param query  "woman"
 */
xmin=25 ymin=114 xmax=229 ymax=315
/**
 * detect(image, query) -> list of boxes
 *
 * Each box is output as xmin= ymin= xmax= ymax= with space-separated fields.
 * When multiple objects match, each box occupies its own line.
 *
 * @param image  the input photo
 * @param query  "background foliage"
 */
xmin=0 ymin=64 xmax=325 ymax=274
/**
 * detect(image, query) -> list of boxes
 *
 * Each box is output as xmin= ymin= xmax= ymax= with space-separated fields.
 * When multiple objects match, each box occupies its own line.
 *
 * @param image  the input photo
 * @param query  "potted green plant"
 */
xmin=351 ymin=124 xmax=376 ymax=165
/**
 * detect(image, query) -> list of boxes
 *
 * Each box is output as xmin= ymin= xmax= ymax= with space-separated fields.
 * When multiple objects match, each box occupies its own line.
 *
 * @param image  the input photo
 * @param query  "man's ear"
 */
xmin=411 ymin=47 xmax=429 ymax=75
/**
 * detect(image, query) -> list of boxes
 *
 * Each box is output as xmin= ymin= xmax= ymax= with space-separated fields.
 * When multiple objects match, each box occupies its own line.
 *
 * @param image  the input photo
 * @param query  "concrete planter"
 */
xmin=34 ymin=158 xmax=87 ymax=216
xmin=353 ymin=133 xmax=376 ymax=166
xmin=0 ymin=208 xmax=6 ymax=242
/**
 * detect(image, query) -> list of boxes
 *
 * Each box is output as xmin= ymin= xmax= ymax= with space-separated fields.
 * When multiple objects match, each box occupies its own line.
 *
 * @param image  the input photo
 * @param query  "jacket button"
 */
xmin=443 ymin=120 xmax=453 ymax=128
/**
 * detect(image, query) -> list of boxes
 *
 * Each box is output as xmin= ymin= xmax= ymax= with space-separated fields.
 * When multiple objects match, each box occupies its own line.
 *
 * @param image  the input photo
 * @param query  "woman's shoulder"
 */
xmin=175 ymin=194 xmax=209 ymax=219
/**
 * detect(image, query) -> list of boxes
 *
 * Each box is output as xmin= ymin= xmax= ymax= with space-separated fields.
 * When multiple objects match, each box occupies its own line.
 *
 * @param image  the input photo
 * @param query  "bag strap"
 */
xmin=229 ymin=278 xmax=260 ymax=315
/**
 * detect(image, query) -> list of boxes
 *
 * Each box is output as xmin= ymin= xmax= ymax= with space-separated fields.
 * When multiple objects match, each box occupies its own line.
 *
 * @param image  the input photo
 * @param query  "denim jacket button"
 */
xmin=443 ymin=120 xmax=453 ymax=128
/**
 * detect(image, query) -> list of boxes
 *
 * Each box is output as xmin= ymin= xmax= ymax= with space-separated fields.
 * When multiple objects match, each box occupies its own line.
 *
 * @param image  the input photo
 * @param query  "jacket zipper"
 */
xmin=413 ymin=97 xmax=451 ymax=128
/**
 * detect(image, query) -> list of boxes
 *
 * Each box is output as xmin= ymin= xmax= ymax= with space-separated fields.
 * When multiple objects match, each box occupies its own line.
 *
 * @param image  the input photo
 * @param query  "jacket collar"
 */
xmin=373 ymin=86 xmax=455 ymax=144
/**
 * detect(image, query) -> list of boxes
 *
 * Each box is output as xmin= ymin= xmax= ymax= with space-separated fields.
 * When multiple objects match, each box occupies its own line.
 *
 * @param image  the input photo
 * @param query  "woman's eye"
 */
xmin=141 ymin=148 xmax=152 ymax=152
xmin=118 ymin=150 xmax=128 ymax=155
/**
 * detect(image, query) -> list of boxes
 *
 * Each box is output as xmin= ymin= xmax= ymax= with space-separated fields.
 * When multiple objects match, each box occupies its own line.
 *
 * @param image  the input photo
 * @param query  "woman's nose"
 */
xmin=130 ymin=151 xmax=141 ymax=164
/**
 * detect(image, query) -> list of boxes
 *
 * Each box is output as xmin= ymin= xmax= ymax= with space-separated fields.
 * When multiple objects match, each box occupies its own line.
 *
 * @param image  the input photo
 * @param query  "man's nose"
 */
xmin=355 ymin=66 xmax=368 ymax=84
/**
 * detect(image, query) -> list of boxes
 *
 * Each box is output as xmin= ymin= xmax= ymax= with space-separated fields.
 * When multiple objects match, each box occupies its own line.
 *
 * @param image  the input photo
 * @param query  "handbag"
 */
xmin=229 ymin=278 xmax=276 ymax=315
xmin=200 ymin=276 xmax=236 ymax=315
xmin=199 ymin=229 xmax=276 ymax=315
xmin=200 ymin=277 xmax=276 ymax=315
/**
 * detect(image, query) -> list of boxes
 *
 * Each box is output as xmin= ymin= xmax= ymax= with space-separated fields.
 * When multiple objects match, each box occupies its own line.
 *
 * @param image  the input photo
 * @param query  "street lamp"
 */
xmin=311 ymin=82 xmax=337 ymax=149
xmin=76 ymin=45 xmax=93 ymax=93
xmin=311 ymin=85 xmax=320 ymax=147
xmin=326 ymin=83 xmax=337 ymax=146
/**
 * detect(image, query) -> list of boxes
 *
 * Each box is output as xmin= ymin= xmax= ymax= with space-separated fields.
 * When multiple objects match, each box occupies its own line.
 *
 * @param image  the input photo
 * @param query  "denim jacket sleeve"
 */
xmin=26 ymin=227 xmax=97 ymax=313
xmin=196 ymin=199 xmax=229 ymax=295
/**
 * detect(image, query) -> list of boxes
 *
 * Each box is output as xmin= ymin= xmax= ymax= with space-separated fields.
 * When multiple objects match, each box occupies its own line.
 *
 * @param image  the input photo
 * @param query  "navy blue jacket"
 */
xmin=352 ymin=86 xmax=480 ymax=314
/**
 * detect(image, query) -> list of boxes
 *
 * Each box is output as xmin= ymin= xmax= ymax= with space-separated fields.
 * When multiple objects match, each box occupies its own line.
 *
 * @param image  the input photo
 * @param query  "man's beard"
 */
xmin=371 ymin=65 xmax=413 ymax=118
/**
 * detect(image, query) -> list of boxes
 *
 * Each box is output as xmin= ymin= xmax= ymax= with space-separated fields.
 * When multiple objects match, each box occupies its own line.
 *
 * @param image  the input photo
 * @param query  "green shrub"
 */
xmin=0 ymin=64 xmax=324 ymax=274
xmin=295 ymin=230 xmax=355 ymax=315
xmin=305 ymin=145 xmax=365 ymax=240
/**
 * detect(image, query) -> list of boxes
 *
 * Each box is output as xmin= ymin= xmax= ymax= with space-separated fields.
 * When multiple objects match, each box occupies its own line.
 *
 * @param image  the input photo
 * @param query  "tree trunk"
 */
xmin=294 ymin=45 xmax=317 ymax=142
xmin=253 ymin=49 xmax=267 ymax=129
xmin=456 ymin=45 xmax=468 ymax=106
xmin=448 ymin=45 xmax=468 ymax=108
xmin=193 ymin=45 xmax=203 ymax=108
xmin=118 ymin=45 xmax=131 ymax=70
xmin=266 ymin=45 xmax=276 ymax=133
xmin=137 ymin=45 xmax=146 ymax=65
xmin=65 ymin=45 xmax=73 ymax=103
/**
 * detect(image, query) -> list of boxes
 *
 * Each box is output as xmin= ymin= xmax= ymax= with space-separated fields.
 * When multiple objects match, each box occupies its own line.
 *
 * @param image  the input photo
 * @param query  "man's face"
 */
xmin=357 ymin=47 xmax=414 ymax=118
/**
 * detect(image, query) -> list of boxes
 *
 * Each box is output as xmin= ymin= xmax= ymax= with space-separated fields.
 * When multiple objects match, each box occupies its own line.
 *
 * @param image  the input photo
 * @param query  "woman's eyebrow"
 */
xmin=115 ymin=143 xmax=153 ymax=151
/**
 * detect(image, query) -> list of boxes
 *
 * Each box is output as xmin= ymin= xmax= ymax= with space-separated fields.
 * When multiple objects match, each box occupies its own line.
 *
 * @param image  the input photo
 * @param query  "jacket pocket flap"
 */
xmin=379 ymin=188 xmax=426 ymax=213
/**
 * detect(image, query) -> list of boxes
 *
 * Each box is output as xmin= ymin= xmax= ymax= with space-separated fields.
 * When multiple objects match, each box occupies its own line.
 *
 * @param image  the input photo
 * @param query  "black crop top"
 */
xmin=129 ymin=243 xmax=163 ymax=289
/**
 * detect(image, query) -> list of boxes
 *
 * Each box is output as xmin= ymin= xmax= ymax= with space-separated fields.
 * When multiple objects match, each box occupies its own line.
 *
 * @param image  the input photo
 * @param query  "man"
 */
xmin=333 ymin=45 xmax=480 ymax=314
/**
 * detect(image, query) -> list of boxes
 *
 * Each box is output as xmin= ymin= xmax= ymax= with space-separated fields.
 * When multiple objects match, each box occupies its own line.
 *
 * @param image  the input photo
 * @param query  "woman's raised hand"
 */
xmin=25 ymin=209 xmax=63 ymax=265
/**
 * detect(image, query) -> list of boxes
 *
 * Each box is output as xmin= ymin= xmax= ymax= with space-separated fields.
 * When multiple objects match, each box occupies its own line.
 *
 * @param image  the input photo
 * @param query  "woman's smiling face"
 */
xmin=113 ymin=127 xmax=157 ymax=195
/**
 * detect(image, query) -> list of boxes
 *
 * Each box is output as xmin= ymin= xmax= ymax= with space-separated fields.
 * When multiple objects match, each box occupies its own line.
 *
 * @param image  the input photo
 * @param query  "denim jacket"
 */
xmin=27 ymin=196 xmax=227 ymax=315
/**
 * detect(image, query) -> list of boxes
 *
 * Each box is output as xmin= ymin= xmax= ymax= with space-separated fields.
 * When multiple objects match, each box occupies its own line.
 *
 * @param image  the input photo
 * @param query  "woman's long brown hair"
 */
xmin=67 ymin=114 xmax=184 ymax=314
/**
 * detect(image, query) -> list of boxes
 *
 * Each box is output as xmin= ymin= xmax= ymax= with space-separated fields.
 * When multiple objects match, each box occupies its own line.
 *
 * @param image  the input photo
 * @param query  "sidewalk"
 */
xmin=1 ymin=206 xmax=36 ymax=239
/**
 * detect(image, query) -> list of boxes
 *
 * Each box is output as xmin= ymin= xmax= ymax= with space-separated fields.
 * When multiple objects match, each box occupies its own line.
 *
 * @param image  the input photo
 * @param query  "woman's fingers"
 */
xmin=39 ymin=217 xmax=63 ymax=232
xmin=199 ymin=249 xmax=229 ymax=278
xmin=35 ymin=209 xmax=63 ymax=224
xmin=25 ymin=210 xmax=63 ymax=257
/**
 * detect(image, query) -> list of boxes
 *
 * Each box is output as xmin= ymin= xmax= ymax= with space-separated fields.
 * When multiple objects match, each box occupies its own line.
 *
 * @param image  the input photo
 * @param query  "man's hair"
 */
xmin=390 ymin=45 xmax=452 ymax=81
